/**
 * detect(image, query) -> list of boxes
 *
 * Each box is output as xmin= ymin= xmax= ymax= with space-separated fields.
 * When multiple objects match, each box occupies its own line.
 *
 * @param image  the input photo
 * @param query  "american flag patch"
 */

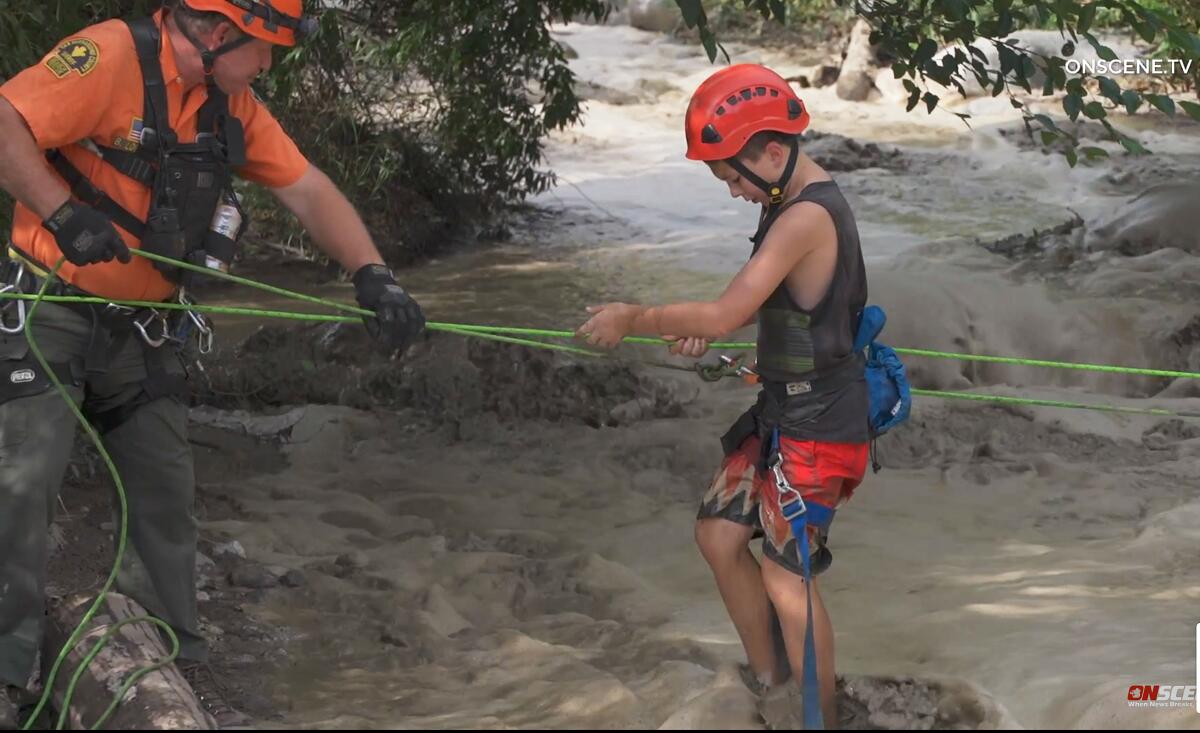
xmin=128 ymin=117 xmax=144 ymax=143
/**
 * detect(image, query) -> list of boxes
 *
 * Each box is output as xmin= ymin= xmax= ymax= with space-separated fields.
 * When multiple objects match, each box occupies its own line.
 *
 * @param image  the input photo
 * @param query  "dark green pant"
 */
xmin=0 ymin=303 xmax=205 ymax=688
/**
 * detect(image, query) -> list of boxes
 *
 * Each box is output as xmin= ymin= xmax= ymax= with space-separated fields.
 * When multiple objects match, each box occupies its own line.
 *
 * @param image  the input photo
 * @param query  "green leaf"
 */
xmin=1119 ymin=136 xmax=1148 ymax=155
xmin=1040 ymin=130 xmax=1058 ymax=146
xmin=1063 ymin=93 xmax=1083 ymax=121
xmin=914 ymin=38 xmax=938 ymax=65
xmin=997 ymin=10 xmax=1014 ymax=36
xmin=892 ymin=61 xmax=909 ymax=78
xmin=1033 ymin=113 xmax=1059 ymax=131
xmin=971 ymin=59 xmax=989 ymax=85
xmin=1080 ymin=146 xmax=1109 ymax=160
xmin=1082 ymin=101 xmax=1106 ymax=119
xmin=1020 ymin=55 xmax=1036 ymax=80
xmin=1083 ymin=32 xmax=1118 ymax=62
xmin=1147 ymin=94 xmax=1175 ymax=115
xmin=700 ymin=28 xmax=718 ymax=62
xmin=1064 ymin=146 xmax=1078 ymax=167
xmin=923 ymin=92 xmax=940 ymax=114
xmin=942 ymin=0 xmax=967 ymax=21
xmin=924 ymin=61 xmax=951 ymax=85
xmin=1078 ymin=4 xmax=1096 ymax=34
xmin=1180 ymin=100 xmax=1200 ymax=122
xmin=1010 ymin=98 xmax=1024 ymax=109
xmin=768 ymin=0 xmax=786 ymax=22
xmin=1167 ymin=28 xmax=1200 ymax=56
xmin=677 ymin=0 xmax=704 ymax=28
xmin=907 ymin=88 xmax=921 ymax=112
xmin=1097 ymin=76 xmax=1122 ymax=104
xmin=991 ymin=72 xmax=1005 ymax=96
xmin=997 ymin=44 xmax=1018 ymax=76
xmin=1121 ymin=90 xmax=1142 ymax=115
xmin=1133 ymin=20 xmax=1156 ymax=44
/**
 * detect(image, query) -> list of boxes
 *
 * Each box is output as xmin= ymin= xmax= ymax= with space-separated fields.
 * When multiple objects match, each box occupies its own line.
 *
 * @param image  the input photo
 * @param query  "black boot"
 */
xmin=178 ymin=661 xmax=252 ymax=729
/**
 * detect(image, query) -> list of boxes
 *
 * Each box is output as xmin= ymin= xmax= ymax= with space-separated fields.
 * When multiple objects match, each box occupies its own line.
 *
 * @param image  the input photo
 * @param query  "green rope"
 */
xmin=10 ymin=246 xmax=1198 ymax=729
xmin=18 ymin=260 xmax=181 ymax=731
xmin=911 ymin=388 xmax=1198 ymax=419
xmin=8 ymin=281 xmax=1198 ymax=384
xmin=0 ymin=292 xmax=357 ymax=323
xmin=400 ymin=323 xmax=1200 ymax=382
xmin=438 ymin=324 xmax=601 ymax=359
xmin=133 ymin=250 xmax=372 ymax=318
xmin=426 ymin=326 xmax=1200 ymax=422
xmin=896 ymin=347 xmax=1200 ymax=381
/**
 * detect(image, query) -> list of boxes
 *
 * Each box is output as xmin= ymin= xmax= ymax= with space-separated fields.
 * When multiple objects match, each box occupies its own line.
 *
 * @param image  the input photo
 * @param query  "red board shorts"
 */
xmin=697 ymin=433 xmax=869 ymax=577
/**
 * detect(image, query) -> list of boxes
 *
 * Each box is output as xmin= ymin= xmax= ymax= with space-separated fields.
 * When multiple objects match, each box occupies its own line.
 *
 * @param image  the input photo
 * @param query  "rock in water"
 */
xmin=629 ymin=0 xmax=679 ymax=33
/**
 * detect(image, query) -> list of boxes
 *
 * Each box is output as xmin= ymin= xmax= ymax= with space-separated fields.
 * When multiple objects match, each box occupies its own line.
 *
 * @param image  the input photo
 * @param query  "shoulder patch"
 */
xmin=44 ymin=38 xmax=100 ymax=79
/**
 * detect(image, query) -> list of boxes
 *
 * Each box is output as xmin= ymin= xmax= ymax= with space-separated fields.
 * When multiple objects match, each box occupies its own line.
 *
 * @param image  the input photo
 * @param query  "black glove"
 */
xmin=42 ymin=200 xmax=131 ymax=266
xmin=352 ymin=263 xmax=426 ymax=356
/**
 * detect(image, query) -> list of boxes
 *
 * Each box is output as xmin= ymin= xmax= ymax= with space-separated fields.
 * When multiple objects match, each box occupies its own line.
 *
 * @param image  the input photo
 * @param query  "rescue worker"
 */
xmin=0 ymin=1 xmax=424 ymax=727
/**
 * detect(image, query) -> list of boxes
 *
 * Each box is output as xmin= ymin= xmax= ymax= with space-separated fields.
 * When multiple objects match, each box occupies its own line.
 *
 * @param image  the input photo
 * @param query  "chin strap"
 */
xmin=726 ymin=136 xmax=799 ymax=206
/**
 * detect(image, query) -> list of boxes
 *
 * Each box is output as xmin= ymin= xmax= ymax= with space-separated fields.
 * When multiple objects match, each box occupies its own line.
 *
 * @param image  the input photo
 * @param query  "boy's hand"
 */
xmin=577 ymin=303 xmax=640 ymax=349
xmin=663 ymin=335 xmax=710 ymax=358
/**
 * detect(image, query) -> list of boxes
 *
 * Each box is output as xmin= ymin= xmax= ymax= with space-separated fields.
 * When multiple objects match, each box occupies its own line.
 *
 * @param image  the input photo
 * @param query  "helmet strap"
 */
xmin=172 ymin=7 xmax=255 ymax=78
xmin=727 ymin=136 xmax=798 ymax=207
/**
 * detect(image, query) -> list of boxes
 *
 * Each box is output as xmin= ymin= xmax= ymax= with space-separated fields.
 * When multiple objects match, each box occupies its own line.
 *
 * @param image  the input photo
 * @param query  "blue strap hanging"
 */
xmin=770 ymin=428 xmax=835 ymax=730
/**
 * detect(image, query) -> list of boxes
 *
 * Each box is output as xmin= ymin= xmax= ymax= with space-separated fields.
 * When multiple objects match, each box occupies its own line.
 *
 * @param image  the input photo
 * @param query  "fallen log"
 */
xmin=43 ymin=592 xmax=214 ymax=730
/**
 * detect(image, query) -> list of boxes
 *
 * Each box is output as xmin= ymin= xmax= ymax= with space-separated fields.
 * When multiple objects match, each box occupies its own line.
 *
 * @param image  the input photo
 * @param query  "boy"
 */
xmin=576 ymin=63 xmax=871 ymax=727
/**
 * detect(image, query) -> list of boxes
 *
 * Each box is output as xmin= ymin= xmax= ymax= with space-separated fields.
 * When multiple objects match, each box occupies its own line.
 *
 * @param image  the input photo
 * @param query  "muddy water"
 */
xmin=192 ymin=21 xmax=1200 ymax=731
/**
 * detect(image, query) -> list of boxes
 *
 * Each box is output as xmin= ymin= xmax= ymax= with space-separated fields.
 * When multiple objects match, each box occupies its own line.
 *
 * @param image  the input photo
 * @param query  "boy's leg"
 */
xmin=694 ymin=518 xmax=783 ymax=686
xmin=761 ymin=554 xmax=838 ymax=727
xmin=754 ymin=436 xmax=869 ymax=729
xmin=696 ymin=434 xmax=789 ymax=686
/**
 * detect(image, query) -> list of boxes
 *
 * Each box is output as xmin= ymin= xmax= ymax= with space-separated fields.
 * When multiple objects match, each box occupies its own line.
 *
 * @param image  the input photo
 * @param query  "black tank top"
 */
xmin=750 ymin=180 xmax=869 ymax=444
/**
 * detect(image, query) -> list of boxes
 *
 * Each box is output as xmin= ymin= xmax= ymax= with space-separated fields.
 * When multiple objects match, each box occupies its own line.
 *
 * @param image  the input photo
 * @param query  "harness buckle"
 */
xmin=177 ymin=291 xmax=214 ymax=354
xmin=104 ymin=302 xmax=137 ymax=317
xmin=190 ymin=310 xmax=213 ymax=354
xmin=132 ymin=309 xmax=169 ymax=348
xmin=769 ymin=451 xmax=807 ymax=521
xmin=0 ymin=263 xmax=28 ymax=334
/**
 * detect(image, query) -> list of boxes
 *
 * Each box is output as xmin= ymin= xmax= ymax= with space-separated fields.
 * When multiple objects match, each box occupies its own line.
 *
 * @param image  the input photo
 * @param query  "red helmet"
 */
xmin=684 ymin=64 xmax=810 ymax=161
xmin=181 ymin=0 xmax=315 ymax=47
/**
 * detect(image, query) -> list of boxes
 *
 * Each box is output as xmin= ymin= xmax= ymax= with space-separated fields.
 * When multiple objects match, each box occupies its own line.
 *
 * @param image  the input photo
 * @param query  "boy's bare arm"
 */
xmin=632 ymin=202 xmax=835 ymax=339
